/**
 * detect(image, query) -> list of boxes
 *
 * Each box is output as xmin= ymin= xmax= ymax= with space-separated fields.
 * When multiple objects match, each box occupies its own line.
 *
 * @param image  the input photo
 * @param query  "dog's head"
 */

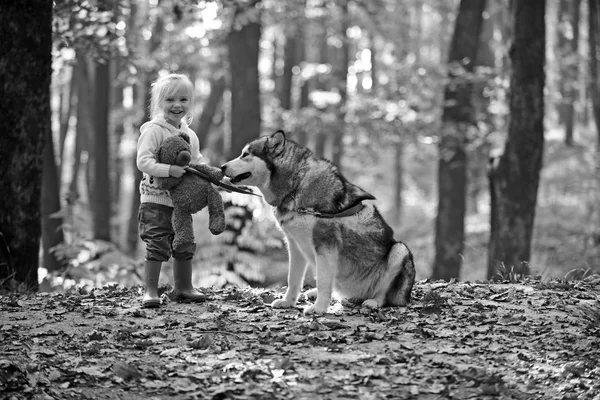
xmin=222 ymin=130 xmax=375 ymax=210
xmin=221 ymin=130 xmax=288 ymax=187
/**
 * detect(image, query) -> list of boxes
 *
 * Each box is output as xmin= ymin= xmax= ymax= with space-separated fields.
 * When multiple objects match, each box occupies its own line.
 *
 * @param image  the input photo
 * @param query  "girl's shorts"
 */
xmin=138 ymin=203 xmax=195 ymax=261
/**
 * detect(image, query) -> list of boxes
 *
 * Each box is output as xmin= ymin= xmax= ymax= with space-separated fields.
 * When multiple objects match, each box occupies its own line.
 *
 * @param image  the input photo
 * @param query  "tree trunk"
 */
xmin=589 ymin=0 xmax=600 ymax=245
xmin=279 ymin=29 xmax=297 ymax=110
xmin=0 ymin=0 xmax=52 ymax=289
xmin=558 ymin=0 xmax=581 ymax=146
xmin=226 ymin=1 xmax=262 ymax=159
xmin=314 ymin=132 xmax=327 ymax=158
xmin=195 ymin=74 xmax=226 ymax=148
xmin=59 ymin=67 xmax=75 ymax=161
xmin=591 ymin=0 xmax=600 ymax=144
xmin=468 ymin=7 xmax=495 ymax=215
xmin=370 ymin=33 xmax=378 ymax=91
xmin=69 ymin=59 xmax=91 ymax=202
xmin=432 ymin=0 xmax=486 ymax=281
xmin=393 ymin=138 xmax=404 ymax=224
xmin=42 ymin=114 xmax=65 ymax=272
xmin=331 ymin=0 xmax=349 ymax=169
xmin=93 ymin=60 xmax=112 ymax=241
xmin=127 ymin=73 xmax=151 ymax=254
xmin=487 ymin=0 xmax=546 ymax=280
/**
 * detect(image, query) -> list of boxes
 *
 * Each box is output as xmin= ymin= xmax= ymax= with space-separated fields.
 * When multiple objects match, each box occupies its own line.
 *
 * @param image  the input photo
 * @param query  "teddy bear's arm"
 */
xmin=157 ymin=175 xmax=180 ymax=190
xmin=190 ymin=163 xmax=224 ymax=181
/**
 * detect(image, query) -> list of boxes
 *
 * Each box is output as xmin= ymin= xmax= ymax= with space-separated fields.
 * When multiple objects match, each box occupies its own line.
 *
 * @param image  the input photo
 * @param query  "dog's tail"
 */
xmin=385 ymin=242 xmax=416 ymax=306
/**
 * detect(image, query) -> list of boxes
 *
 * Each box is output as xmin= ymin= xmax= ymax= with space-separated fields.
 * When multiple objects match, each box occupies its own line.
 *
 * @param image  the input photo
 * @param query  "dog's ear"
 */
xmin=267 ymin=130 xmax=286 ymax=155
xmin=270 ymin=130 xmax=286 ymax=145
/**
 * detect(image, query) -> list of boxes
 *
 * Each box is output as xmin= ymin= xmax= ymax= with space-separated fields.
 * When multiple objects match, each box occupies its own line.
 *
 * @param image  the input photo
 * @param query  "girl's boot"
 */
xmin=142 ymin=260 xmax=162 ymax=308
xmin=172 ymin=259 xmax=206 ymax=302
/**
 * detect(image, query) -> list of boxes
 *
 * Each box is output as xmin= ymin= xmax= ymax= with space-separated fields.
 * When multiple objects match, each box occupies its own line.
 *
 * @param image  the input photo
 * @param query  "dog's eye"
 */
xmin=241 ymin=151 xmax=250 ymax=159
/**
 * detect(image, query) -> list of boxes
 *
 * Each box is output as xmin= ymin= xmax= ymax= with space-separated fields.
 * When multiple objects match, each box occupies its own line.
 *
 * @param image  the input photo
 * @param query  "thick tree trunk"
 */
xmin=432 ymin=0 xmax=486 ymax=281
xmin=227 ymin=1 xmax=262 ymax=159
xmin=0 ymin=0 xmax=52 ymax=289
xmin=487 ymin=0 xmax=546 ymax=280
xmin=331 ymin=0 xmax=349 ymax=169
xmin=93 ymin=60 xmax=112 ymax=241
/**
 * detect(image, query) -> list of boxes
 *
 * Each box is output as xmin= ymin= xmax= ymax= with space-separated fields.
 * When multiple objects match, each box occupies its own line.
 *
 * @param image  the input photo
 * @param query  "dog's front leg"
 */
xmin=304 ymin=249 xmax=336 ymax=315
xmin=272 ymin=238 xmax=307 ymax=309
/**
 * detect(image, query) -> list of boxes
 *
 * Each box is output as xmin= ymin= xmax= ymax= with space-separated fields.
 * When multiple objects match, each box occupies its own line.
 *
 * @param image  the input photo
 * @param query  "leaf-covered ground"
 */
xmin=1 ymin=280 xmax=599 ymax=400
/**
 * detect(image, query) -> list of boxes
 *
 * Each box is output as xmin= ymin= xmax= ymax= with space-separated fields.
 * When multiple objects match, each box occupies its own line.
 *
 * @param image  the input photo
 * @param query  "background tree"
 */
xmin=432 ymin=0 xmax=486 ymax=281
xmin=227 ymin=0 xmax=262 ymax=159
xmin=488 ymin=0 xmax=546 ymax=279
xmin=0 ymin=0 xmax=53 ymax=289
xmin=557 ymin=0 xmax=581 ymax=146
xmin=92 ymin=0 xmax=115 ymax=242
xmin=330 ymin=0 xmax=350 ymax=168
xmin=589 ymin=0 xmax=600 ymax=246
xmin=42 ymin=109 xmax=65 ymax=273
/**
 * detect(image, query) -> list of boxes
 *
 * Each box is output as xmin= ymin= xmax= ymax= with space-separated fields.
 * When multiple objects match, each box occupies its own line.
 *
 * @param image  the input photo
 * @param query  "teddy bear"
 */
xmin=156 ymin=133 xmax=226 ymax=252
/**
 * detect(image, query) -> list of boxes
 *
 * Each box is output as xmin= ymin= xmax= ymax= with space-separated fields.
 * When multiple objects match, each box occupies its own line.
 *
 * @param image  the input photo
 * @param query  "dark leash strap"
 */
xmin=297 ymin=203 xmax=365 ymax=218
xmin=184 ymin=166 xmax=262 ymax=197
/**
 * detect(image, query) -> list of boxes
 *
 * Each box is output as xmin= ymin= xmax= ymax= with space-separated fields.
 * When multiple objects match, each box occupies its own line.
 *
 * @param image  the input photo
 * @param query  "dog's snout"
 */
xmin=220 ymin=164 xmax=227 ymax=173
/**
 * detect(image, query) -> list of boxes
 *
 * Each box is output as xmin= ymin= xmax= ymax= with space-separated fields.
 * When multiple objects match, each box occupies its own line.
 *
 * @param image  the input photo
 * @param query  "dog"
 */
xmin=221 ymin=130 xmax=415 ymax=315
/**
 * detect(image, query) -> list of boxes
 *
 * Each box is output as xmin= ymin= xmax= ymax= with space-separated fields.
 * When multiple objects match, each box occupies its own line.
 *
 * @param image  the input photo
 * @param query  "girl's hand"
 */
xmin=169 ymin=165 xmax=186 ymax=178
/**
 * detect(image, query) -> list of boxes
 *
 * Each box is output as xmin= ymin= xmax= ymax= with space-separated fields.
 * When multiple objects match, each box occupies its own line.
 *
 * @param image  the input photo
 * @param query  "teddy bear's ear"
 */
xmin=179 ymin=133 xmax=190 ymax=144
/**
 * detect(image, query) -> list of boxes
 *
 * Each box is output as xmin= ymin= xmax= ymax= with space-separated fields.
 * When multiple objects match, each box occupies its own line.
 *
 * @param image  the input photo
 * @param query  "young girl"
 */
xmin=137 ymin=73 xmax=209 ymax=308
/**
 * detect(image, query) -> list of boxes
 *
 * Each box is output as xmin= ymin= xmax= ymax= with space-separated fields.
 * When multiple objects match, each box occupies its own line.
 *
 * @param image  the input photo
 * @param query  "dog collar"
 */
xmin=296 ymin=203 xmax=365 ymax=218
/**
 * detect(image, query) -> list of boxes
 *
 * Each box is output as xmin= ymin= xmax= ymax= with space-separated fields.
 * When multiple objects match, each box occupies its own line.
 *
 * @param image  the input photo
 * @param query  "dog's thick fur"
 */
xmin=221 ymin=131 xmax=415 ymax=314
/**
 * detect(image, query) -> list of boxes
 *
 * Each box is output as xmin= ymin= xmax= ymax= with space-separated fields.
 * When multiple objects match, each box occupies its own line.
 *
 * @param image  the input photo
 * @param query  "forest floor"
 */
xmin=1 ymin=279 xmax=599 ymax=400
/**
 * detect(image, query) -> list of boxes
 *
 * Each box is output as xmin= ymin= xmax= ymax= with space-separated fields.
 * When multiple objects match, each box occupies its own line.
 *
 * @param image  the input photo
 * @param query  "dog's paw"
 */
xmin=303 ymin=304 xmax=328 ymax=315
xmin=271 ymin=299 xmax=296 ymax=309
xmin=361 ymin=299 xmax=380 ymax=309
xmin=304 ymin=288 xmax=318 ymax=300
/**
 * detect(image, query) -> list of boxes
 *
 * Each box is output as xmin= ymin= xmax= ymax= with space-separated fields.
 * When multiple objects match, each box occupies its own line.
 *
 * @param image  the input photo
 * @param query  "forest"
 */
xmin=1 ymin=1 xmax=600 ymax=399
xmin=0 ymin=0 xmax=599 ymax=292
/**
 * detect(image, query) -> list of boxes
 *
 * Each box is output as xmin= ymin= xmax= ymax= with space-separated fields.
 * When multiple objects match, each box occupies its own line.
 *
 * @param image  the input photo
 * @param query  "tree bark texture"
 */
xmin=331 ymin=0 xmax=349 ymax=169
xmin=227 ymin=1 xmax=262 ymax=159
xmin=93 ymin=61 xmax=112 ymax=241
xmin=0 ymin=0 xmax=52 ymax=288
xmin=432 ymin=0 xmax=486 ymax=281
xmin=487 ymin=0 xmax=546 ymax=279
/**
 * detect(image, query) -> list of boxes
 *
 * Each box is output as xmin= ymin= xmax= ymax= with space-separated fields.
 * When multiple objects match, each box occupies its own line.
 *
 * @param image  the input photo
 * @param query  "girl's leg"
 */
xmin=142 ymin=260 xmax=162 ymax=308
xmin=172 ymin=258 xmax=206 ymax=302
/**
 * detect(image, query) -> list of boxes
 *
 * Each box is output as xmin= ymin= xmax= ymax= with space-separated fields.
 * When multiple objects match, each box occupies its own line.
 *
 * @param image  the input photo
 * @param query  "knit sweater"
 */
xmin=136 ymin=117 xmax=203 ymax=207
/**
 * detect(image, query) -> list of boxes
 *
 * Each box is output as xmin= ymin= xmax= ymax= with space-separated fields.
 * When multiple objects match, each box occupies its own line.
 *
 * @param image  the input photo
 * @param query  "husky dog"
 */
xmin=221 ymin=131 xmax=415 ymax=315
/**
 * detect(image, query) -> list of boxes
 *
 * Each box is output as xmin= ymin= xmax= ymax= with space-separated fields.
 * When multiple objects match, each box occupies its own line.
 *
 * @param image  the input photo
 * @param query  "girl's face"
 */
xmin=161 ymin=87 xmax=191 ymax=128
